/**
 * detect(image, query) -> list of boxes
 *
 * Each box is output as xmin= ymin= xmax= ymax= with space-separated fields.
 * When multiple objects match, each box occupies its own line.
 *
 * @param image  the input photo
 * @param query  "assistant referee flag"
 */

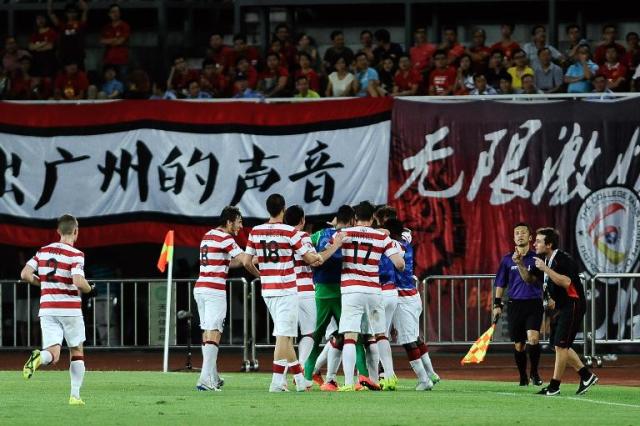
xmin=157 ymin=230 xmax=174 ymax=273
xmin=461 ymin=317 xmax=499 ymax=365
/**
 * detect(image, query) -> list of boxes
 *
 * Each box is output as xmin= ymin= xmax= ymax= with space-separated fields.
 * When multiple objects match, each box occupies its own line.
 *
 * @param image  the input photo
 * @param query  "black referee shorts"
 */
xmin=549 ymin=299 xmax=586 ymax=348
xmin=507 ymin=299 xmax=544 ymax=343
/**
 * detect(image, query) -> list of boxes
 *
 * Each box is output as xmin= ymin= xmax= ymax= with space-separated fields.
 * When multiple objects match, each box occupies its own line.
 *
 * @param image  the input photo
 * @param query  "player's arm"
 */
xmin=316 ymin=232 xmax=345 ymax=265
xmin=513 ymin=249 xmax=537 ymax=283
xmin=20 ymin=265 xmax=40 ymax=287
xmin=234 ymin=252 xmax=260 ymax=278
xmin=72 ymin=274 xmax=93 ymax=294
xmin=389 ymin=252 xmax=405 ymax=272
xmin=534 ymin=258 xmax=571 ymax=289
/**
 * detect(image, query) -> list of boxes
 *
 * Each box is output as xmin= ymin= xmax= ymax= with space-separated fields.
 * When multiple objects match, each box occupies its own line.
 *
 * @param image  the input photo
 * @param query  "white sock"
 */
xmin=40 ymin=350 xmax=53 ymax=365
xmin=421 ymin=353 xmax=436 ymax=376
xmin=410 ymin=359 xmax=429 ymax=383
xmin=365 ymin=342 xmax=380 ymax=382
xmin=272 ymin=359 xmax=288 ymax=387
xmin=69 ymin=359 xmax=85 ymax=399
xmin=342 ymin=341 xmax=357 ymax=386
xmin=289 ymin=361 xmax=306 ymax=391
xmin=326 ymin=344 xmax=342 ymax=382
xmin=314 ymin=343 xmax=331 ymax=373
xmin=377 ymin=338 xmax=395 ymax=377
xmin=298 ymin=336 xmax=314 ymax=368
xmin=198 ymin=343 xmax=218 ymax=386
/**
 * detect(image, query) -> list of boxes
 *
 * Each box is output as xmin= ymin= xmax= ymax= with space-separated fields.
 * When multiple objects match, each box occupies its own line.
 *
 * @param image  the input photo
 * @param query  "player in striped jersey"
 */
xmin=335 ymin=201 xmax=405 ymax=391
xmin=283 ymin=205 xmax=316 ymax=379
xmin=386 ymin=218 xmax=440 ymax=391
xmin=20 ymin=214 xmax=96 ymax=405
xmin=246 ymin=194 xmax=343 ymax=392
xmin=194 ymin=206 xmax=260 ymax=392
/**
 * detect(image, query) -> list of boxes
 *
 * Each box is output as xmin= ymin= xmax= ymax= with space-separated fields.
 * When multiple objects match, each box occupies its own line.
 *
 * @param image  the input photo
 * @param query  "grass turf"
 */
xmin=1 ymin=371 xmax=639 ymax=425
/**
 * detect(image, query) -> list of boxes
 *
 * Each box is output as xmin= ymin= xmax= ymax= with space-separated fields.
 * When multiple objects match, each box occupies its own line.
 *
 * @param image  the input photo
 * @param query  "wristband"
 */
xmin=494 ymin=297 xmax=503 ymax=308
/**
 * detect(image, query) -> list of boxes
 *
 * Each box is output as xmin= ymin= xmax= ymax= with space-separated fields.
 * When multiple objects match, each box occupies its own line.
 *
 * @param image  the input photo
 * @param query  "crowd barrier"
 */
xmin=2 ymin=273 xmax=637 ymax=369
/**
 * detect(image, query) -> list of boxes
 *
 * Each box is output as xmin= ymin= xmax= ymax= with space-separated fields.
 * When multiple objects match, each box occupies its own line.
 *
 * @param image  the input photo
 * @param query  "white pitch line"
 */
xmin=492 ymin=391 xmax=640 ymax=409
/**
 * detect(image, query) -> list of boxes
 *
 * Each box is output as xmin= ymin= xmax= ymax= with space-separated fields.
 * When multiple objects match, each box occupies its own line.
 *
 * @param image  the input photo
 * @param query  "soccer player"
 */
xmin=336 ymin=201 xmax=405 ymax=391
xmin=20 ymin=214 xmax=96 ymax=405
xmin=194 ymin=206 xmax=259 ymax=391
xmin=492 ymin=223 xmax=545 ymax=386
xmin=283 ymin=205 xmax=316 ymax=379
xmin=246 ymin=194 xmax=343 ymax=392
xmin=516 ymin=227 xmax=598 ymax=396
xmin=387 ymin=218 xmax=440 ymax=390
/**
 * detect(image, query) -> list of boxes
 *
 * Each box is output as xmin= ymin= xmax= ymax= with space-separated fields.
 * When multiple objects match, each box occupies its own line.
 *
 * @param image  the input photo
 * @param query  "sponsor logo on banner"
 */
xmin=576 ymin=186 xmax=640 ymax=281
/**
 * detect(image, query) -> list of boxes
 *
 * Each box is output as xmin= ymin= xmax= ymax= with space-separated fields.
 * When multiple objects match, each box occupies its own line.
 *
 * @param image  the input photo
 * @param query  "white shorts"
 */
xmin=393 ymin=295 xmax=423 ymax=345
xmin=298 ymin=296 xmax=317 ymax=336
xmin=195 ymin=293 xmax=226 ymax=332
xmin=339 ymin=292 xmax=385 ymax=335
xmin=40 ymin=315 xmax=86 ymax=349
xmin=264 ymin=295 xmax=298 ymax=337
xmin=382 ymin=290 xmax=398 ymax=337
xmin=325 ymin=318 xmax=338 ymax=340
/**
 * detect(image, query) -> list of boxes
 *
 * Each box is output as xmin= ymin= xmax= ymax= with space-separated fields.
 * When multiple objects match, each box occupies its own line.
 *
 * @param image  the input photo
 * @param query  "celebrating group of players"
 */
xmin=194 ymin=194 xmax=439 ymax=392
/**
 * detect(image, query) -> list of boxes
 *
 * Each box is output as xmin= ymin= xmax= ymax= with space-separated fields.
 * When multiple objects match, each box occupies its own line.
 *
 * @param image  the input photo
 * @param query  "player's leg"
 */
xmin=526 ymin=299 xmax=544 ymax=385
xmin=196 ymin=294 xmax=224 ymax=391
xmin=539 ymin=305 xmax=569 ymax=396
xmin=275 ymin=295 xmax=306 ymax=392
xmin=566 ymin=303 xmax=597 ymax=395
xmin=395 ymin=298 xmax=432 ymax=390
xmin=360 ymin=336 xmax=381 ymax=390
xmin=509 ymin=300 xmax=529 ymax=385
xmin=338 ymin=293 xmax=364 ymax=390
xmin=24 ymin=316 xmax=63 ymax=379
xmin=265 ymin=296 xmax=290 ymax=392
xmin=297 ymin=296 xmax=316 ymax=370
xmin=370 ymin=294 xmax=396 ymax=390
xmin=64 ymin=316 xmax=87 ymax=405
xmin=304 ymin=296 xmax=338 ymax=381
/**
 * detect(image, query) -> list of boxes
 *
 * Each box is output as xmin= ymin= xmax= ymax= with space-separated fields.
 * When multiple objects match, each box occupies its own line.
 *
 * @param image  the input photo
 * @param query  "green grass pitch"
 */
xmin=1 ymin=371 xmax=639 ymax=425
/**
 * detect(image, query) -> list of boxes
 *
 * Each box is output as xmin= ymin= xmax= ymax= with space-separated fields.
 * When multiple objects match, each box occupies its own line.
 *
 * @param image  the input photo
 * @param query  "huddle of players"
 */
xmin=195 ymin=194 xmax=439 ymax=392
xmin=494 ymin=223 xmax=598 ymax=396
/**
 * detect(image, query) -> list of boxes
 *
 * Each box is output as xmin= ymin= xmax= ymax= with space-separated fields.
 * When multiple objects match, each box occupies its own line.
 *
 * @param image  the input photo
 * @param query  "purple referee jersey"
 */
xmin=494 ymin=250 xmax=543 ymax=300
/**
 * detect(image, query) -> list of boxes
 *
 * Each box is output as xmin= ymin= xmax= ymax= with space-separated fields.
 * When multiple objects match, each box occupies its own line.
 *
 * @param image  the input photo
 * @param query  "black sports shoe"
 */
xmin=537 ymin=386 xmax=560 ymax=396
xmin=519 ymin=376 xmax=529 ymax=386
xmin=576 ymin=374 xmax=598 ymax=395
xmin=530 ymin=374 xmax=543 ymax=386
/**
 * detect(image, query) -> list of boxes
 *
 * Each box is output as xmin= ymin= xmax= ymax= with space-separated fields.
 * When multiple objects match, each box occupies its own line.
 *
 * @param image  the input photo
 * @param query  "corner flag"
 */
xmin=157 ymin=230 xmax=174 ymax=273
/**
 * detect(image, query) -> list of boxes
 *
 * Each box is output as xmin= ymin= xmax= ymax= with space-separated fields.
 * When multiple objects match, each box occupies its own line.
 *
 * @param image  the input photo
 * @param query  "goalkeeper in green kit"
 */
xmin=303 ymin=205 xmax=377 ymax=391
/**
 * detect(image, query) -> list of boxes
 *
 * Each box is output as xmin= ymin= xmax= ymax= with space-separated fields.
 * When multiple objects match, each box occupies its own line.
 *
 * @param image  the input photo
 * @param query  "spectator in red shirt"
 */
xmin=439 ymin=26 xmax=465 ymax=65
xmin=54 ymin=60 xmax=88 ymax=100
xmin=623 ymin=32 xmax=639 ymax=78
xmin=598 ymin=45 xmax=628 ymax=92
xmin=268 ymin=39 xmax=289 ymax=70
xmin=274 ymin=23 xmax=298 ymax=71
xmin=2 ymin=36 xmax=31 ymax=75
xmin=233 ymin=56 xmax=258 ymax=92
xmin=467 ymin=28 xmax=491 ymax=74
xmin=393 ymin=54 xmax=422 ymax=96
xmin=258 ymin=52 xmax=289 ymax=98
xmin=47 ymin=0 xmax=88 ymax=68
xmin=200 ymin=59 xmax=228 ymax=98
xmin=410 ymin=28 xmax=436 ymax=73
xmin=428 ymin=49 xmax=456 ymax=95
xmin=29 ymin=14 xmax=58 ymax=78
xmin=167 ymin=54 xmax=199 ymax=98
xmin=490 ymin=24 xmax=520 ymax=64
xmin=232 ymin=34 xmax=261 ymax=69
xmin=358 ymin=30 xmax=375 ymax=65
xmin=100 ymin=4 xmax=130 ymax=79
xmin=296 ymin=33 xmax=320 ymax=73
xmin=295 ymin=52 xmax=320 ymax=92
xmin=206 ymin=32 xmax=234 ymax=73
xmin=594 ymin=24 xmax=626 ymax=66
xmin=10 ymin=56 xmax=52 ymax=100
xmin=373 ymin=29 xmax=404 ymax=67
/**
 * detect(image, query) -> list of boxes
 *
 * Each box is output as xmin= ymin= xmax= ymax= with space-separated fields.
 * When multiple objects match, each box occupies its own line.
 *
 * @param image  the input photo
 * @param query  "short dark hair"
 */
xmin=531 ymin=25 xmax=545 ymax=35
xmin=433 ymin=49 xmax=447 ymax=59
xmin=266 ymin=52 xmax=280 ymax=61
xmin=210 ymin=31 xmax=224 ymax=39
xmin=473 ymin=73 xmax=487 ymax=81
xmin=384 ymin=218 xmax=404 ymax=241
xmin=354 ymin=201 xmax=375 ymax=221
xmin=235 ymin=55 xmax=248 ymax=66
xmin=295 ymin=75 xmax=308 ymax=83
xmin=512 ymin=48 xmax=526 ymax=58
xmin=58 ymin=214 xmax=78 ymax=235
xmin=443 ymin=25 xmax=457 ymax=34
xmin=284 ymin=205 xmax=305 ymax=227
xmin=298 ymin=51 xmax=311 ymax=61
xmin=173 ymin=54 xmax=185 ymax=63
xmin=537 ymin=46 xmax=550 ymax=56
xmin=593 ymin=74 xmax=606 ymax=81
xmin=566 ymin=23 xmax=580 ymax=34
xmin=220 ymin=206 xmax=241 ymax=226
xmin=521 ymin=73 xmax=534 ymax=82
xmin=202 ymin=58 xmax=215 ymax=68
xmin=513 ymin=222 xmax=531 ymax=234
xmin=602 ymin=23 xmax=617 ymax=33
xmin=233 ymin=33 xmax=247 ymax=43
xmin=374 ymin=29 xmax=390 ymax=43
xmin=536 ymin=227 xmax=559 ymax=249
xmin=605 ymin=43 xmax=619 ymax=53
xmin=266 ymin=193 xmax=285 ymax=217
xmin=336 ymin=205 xmax=355 ymax=225
xmin=502 ymin=23 xmax=515 ymax=32
xmin=490 ymin=49 xmax=504 ymax=58
xmin=626 ymin=32 xmax=639 ymax=41
xmin=108 ymin=3 xmax=120 ymax=12
xmin=330 ymin=30 xmax=343 ymax=41
xmin=355 ymin=51 xmax=368 ymax=61
xmin=375 ymin=205 xmax=397 ymax=223
xmin=360 ymin=29 xmax=373 ymax=38
xmin=499 ymin=72 xmax=513 ymax=83
xmin=275 ymin=23 xmax=289 ymax=33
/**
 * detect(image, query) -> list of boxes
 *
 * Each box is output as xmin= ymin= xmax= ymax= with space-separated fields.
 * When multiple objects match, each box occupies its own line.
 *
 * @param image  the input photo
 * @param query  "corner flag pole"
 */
xmin=157 ymin=230 xmax=175 ymax=373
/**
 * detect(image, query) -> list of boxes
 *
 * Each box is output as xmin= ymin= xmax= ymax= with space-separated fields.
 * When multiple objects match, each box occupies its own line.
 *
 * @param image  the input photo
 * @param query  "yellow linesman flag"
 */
xmin=460 ymin=322 xmax=497 ymax=365
xmin=157 ymin=230 xmax=174 ymax=273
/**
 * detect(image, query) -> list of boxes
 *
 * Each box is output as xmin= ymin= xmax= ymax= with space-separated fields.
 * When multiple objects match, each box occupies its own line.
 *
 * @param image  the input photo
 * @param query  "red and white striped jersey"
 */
xmin=194 ymin=228 xmax=243 ymax=297
xmin=246 ymin=223 xmax=312 ymax=297
xmin=26 ymin=242 xmax=85 ymax=317
xmin=334 ymin=226 xmax=401 ymax=294
xmin=293 ymin=231 xmax=316 ymax=298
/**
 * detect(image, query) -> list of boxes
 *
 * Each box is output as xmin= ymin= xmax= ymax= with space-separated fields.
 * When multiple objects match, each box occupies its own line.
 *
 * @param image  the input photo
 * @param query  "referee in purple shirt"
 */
xmin=493 ymin=223 xmax=544 ymax=386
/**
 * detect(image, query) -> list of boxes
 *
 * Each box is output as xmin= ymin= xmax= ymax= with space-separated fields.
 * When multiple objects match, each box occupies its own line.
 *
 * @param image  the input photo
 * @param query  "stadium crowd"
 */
xmin=1 ymin=1 xmax=639 ymax=100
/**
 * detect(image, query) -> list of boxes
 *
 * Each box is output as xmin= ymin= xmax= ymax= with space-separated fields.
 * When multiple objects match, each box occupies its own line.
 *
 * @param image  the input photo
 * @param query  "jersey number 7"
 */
xmin=352 ymin=241 xmax=373 ymax=264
